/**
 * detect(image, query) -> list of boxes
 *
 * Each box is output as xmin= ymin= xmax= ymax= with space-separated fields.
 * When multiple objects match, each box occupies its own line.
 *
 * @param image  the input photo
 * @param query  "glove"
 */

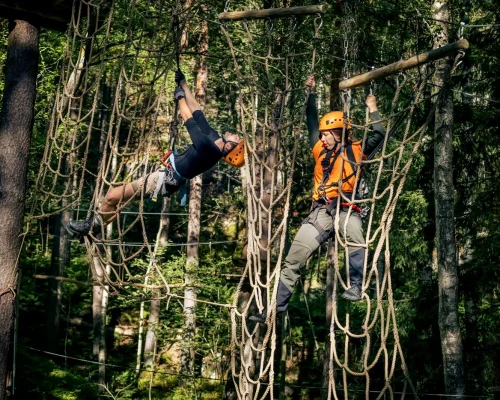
xmin=175 ymin=69 xmax=186 ymax=86
xmin=174 ymin=87 xmax=185 ymax=101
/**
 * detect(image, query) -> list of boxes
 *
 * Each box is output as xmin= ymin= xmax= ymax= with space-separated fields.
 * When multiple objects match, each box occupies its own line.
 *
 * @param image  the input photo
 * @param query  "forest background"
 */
xmin=0 ymin=0 xmax=499 ymax=399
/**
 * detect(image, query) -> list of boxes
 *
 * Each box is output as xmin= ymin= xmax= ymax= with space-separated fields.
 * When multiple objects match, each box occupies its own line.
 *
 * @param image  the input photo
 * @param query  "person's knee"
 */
xmin=285 ymin=243 xmax=312 ymax=269
xmin=104 ymin=186 xmax=130 ymax=207
xmin=103 ymin=188 xmax=119 ymax=206
xmin=280 ymin=266 xmax=300 ymax=281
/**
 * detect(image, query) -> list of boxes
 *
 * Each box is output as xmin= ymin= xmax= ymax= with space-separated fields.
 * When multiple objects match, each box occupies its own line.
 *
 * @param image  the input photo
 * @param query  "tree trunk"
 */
xmin=432 ymin=0 xmax=465 ymax=396
xmin=180 ymin=175 xmax=201 ymax=378
xmin=143 ymin=293 xmax=160 ymax=368
xmin=44 ymin=211 xmax=70 ymax=351
xmin=180 ymin=10 xmax=208 ymax=377
xmin=321 ymin=241 xmax=335 ymax=400
xmin=92 ymin=253 xmax=109 ymax=398
xmin=0 ymin=19 xmax=39 ymax=399
xmin=93 ymin=86 xmax=114 ymax=395
xmin=143 ymin=197 xmax=170 ymax=369
xmin=158 ymin=197 xmax=171 ymax=246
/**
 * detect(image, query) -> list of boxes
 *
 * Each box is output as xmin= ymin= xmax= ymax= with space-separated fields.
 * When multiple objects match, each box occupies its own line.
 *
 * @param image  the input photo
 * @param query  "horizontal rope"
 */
xmin=22 ymin=346 xmax=494 ymax=398
xmin=68 ymin=239 xmax=239 ymax=247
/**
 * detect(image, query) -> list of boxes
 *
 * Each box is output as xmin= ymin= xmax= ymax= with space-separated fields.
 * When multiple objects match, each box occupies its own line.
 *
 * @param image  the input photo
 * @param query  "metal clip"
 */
xmin=314 ymin=14 xmax=323 ymax=37
xmin=456 ymin=49 xmax=466 ymax=67
xmin=396 ymin=70 xmax=404 ymax=88
xmin=265 ymin=18 xmax=274 ymax=33
xmin=369 ymin=67 xmax=376 ymax=95
xmin=360 ymin=206 xmax=371 ymax=219
xmin=290 ymin=15 xmax=298 ymax=32
xmin=342 ymin=89 xmax=352 ymax=106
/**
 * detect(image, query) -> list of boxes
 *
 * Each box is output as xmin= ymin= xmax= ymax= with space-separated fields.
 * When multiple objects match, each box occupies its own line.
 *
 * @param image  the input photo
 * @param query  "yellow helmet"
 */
xmin=224 ymin=140 xmax=245 ymax=168
xmin=319 ymin=111 xmax=352 ymax=131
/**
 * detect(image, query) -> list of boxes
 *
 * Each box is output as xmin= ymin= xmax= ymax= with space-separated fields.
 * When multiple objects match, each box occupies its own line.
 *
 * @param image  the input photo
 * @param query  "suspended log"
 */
xmin=218 ymin=5 xmax=327 ymax=21
xmin=339 ymin=39 xmax=469 ymax=90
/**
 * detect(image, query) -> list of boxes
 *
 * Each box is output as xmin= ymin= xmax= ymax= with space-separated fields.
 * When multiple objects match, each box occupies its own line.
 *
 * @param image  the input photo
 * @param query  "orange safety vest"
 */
xmin=311 ymin=140 xmax=364 ymax=201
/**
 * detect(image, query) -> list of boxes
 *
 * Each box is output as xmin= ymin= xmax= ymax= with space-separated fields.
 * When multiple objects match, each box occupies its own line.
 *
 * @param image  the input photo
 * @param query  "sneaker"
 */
xmin=66 ymin=216 xmax=102 ymax=238
xmin=249 ymin=312 xmax=267 ymax=324
xmin=163 ymin=170 xmax=184 ymax=197
xmin=341 ymin=285 xmax=362 ymax=301
xmin=164 ymin=169 xmax=182 ymax=187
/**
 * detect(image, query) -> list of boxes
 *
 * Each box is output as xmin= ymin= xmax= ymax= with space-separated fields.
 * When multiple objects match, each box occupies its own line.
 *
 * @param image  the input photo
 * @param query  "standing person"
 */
xmin=66 ymin=70 xmax=244 ymax=238
xmin=251 ymin=76 xmax=386 ymax=322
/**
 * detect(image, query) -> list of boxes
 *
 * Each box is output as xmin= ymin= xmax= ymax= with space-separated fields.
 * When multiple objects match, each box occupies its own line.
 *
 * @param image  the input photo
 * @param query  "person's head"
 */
xmin=221 ymin=131 xmax=240 ymax=155
xmin=318 ymin=111 xmax=352 ymax=150
xmin=222 ymin=131 xmax=245 ymax=168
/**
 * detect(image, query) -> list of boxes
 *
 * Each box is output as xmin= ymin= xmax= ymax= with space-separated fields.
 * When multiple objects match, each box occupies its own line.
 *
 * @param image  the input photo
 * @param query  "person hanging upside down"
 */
xmin=251 ymin=76 xmax=386 ymax=323
xmin=66 ymin=70 xmax=244 ymax=238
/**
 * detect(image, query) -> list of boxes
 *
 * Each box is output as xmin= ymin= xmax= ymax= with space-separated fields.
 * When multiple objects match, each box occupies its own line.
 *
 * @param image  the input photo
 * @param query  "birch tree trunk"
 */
xmin=180 ymin=175 xmax=202 ymax=378
xmin=143 ymin=293 xmax=161 ymax=368
xmin=0 ymin=19 xmax=39 ymax=399
xmin=180 ymin=8 xmax=209 ymax=378
xmin=44 ymin=211 xmax=70 ymax=352
xmin=322 ymin=242 xmax=335 ymax=400
xmin=93 ymin=82 xmax=114 ymax=396
xmin=432 ymin=0 xmax=465 ymax=396
xmin=142 ymin=183 xmax=171 ymax=370
xmin=93 ymin=254 xmax=109 ymax=399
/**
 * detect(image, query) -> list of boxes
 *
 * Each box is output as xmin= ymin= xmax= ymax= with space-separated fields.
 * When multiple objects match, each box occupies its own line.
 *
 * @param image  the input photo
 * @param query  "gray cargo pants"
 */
xmin=276 ymin=205 xmax=365 ymax=312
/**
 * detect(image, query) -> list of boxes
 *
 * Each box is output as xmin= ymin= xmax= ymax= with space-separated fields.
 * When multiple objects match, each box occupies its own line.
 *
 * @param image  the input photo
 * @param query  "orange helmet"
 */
xmin=224 ymin=140 xmax=245 ymax=168
xmin=319 ymin=111 xmax=352 ymax=131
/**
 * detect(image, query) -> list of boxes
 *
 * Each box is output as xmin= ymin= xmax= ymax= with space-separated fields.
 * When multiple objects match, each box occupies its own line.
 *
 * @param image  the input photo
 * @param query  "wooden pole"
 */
xmin=218 ymin=5 xmax=327 ymax=21
xmin=339 ymin=39 xmax=469 ymax=90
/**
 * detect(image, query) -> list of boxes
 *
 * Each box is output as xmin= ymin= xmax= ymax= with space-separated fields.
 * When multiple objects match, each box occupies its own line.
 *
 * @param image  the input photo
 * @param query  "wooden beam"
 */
xmin=218 ymin=5 xmax=327 ymax=21
xmin=339 ymin=39 xmax=469 ymax=90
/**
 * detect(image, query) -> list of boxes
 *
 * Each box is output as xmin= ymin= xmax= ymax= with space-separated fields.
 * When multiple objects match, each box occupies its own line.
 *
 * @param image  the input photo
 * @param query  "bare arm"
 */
xmin=180 ymin=82 xmax=201 ymax=113
xmin=178 ymin=97 xmax=193 ymax=122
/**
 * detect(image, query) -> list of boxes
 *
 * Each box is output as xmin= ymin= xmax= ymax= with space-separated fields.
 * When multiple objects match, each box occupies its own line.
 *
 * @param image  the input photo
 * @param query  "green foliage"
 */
xmin=4 ymin=0 xmax=500 ymax=397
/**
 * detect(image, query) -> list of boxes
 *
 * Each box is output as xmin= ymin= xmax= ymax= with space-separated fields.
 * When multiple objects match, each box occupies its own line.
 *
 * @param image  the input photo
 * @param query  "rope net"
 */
xmin=219 ymin=13 xmax=326 ymax=399
xmin=222 ymin=10 xmax=463 ymax=400
xmin=27 ymin=0 xmax=463 ymax=397
xmin=28 ymin=0 xmax=190 ymax=296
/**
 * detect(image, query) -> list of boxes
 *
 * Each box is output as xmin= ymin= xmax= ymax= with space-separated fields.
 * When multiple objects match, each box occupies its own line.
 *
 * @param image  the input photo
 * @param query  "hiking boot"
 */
xmin=341 ymin=285 xmax=362 ymax=302
xmin=249 ymin=312 xmax=267 ymax=324
xmin=66 ymin=216 xmax=102 ymax=238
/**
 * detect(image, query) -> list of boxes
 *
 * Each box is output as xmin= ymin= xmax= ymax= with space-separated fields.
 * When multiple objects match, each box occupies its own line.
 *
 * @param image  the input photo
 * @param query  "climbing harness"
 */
xmin=316 ymin=143 xmax=360 ymax=202
xmin=151 ymin=151 xmax=185 ymax=202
